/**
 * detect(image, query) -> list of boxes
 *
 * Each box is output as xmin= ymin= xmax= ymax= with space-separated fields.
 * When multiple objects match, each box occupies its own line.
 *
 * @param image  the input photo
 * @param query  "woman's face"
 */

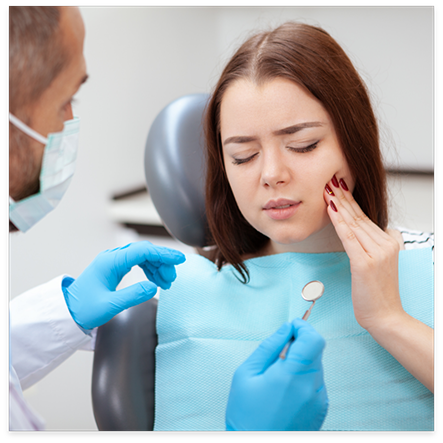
xmin=220 ymin=77 xmax=354 ymax=251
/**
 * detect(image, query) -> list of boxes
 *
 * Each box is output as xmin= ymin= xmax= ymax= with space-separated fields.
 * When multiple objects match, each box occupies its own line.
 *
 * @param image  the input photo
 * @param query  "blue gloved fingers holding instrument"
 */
xmin=226 ymin=317 xmax=328 ymax=431
xmin=61 ymin=241 xmax=186 ymax=330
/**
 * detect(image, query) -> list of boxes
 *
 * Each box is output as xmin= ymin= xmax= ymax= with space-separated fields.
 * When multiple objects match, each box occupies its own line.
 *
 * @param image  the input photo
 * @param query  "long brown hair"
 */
xmin=204 ymin=22 xmax=388 ymax=283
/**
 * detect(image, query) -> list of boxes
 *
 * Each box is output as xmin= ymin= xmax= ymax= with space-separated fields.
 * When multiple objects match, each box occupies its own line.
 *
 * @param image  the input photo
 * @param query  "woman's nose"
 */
xmin=260 ymin=150 xmax=291 ymax=187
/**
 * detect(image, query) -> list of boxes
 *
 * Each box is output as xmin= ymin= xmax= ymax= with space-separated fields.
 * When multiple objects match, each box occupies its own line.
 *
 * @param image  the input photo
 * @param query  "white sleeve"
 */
xmin=10 ymin=275 xmax=97 ymax=390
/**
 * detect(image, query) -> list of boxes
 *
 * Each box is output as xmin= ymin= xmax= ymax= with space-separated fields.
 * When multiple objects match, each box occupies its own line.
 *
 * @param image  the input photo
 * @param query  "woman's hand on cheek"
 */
xmin=323 ymin=176 xmax=404 ymax=333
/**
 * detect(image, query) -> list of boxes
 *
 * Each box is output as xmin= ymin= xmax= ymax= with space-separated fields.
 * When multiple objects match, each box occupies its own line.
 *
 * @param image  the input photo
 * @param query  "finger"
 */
xmin=157 ymin=264 xmax=178 ymax=284
xmin=139 ymin=263 xmax=174 ymax=290
xmin=327 ymin=197 xmax=381 ymax=255
xmin=149 ymin=244 xmax=186 ymax=264
xmin=327 ymin=194 xmax=400 ymax=270
xmin=329 ymin=177 xmax=392 ymax=244
xmin=115 ymin=280 xmax=158 ymax=308
xmin=242 ymin=322 xmax=293 ymax=374
xmin=325 ymin=181 xmax=387 ymax=254
xmin=326 ymin=176 xmax=359 ymax=220
xmin=285 ymin=318 xmax=326 ymax=366
xmin=326 ymin=200 xmax=369 ymax=259
xmin=117 ymin=242 xmax=186 ymax=270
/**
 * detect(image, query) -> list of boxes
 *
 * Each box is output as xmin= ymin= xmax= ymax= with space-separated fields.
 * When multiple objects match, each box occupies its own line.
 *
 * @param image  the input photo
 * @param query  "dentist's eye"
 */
xmin=287 ymin=141 xmax=319 ymax=153
xmin=70 ymin=97 xmax=78 ymax=106
xmin=232 ymin=153 xmax=258 ymax=165
xmin=62 ymin=97 xmax=77 ymax=111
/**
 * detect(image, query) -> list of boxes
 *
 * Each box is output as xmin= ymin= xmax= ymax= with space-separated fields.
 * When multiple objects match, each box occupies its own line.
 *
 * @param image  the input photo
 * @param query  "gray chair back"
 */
xmin=144 ymin=93 xmax=210 ymax=247
xmin=92 ymin=299 xmax=158 ymax=431
xmin=92 ymin=94 xmax=210 ymax=430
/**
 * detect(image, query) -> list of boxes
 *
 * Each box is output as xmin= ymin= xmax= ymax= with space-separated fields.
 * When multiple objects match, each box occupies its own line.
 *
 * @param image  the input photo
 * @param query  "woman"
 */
xmin=154 ymin=22 xmax=434 ymax=431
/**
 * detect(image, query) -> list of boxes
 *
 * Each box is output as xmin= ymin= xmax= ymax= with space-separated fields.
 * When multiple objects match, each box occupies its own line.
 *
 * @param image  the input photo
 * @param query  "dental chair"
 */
xmin=92 ymin=93 xmax=210 ymax=431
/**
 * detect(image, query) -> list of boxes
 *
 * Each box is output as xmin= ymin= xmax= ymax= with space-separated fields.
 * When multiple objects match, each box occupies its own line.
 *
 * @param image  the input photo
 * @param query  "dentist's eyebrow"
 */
xmin=273 ymin=121 xmax=325 ymax=136
xmin=69 ymin=74 xmax=89 ymax=97
xmin=78 ymin=74 xmax=89 ymax=87
xmin=223 ymin=121 xmax=325 ymax=145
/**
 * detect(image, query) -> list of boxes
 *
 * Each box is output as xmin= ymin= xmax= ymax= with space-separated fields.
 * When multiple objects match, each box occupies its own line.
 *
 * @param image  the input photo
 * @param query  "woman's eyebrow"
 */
xmin=223 ymin=135 xmax=258 ymax=145
xmin=273 ymin=121 xmax=325 ymax=136
xmin=223 ymin=121 xmax=325 ymax=145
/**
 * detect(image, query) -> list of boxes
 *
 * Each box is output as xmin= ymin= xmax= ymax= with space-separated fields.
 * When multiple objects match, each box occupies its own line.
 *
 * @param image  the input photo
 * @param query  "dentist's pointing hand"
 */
xmin=62 ymin=241 xmax=186 ymax=330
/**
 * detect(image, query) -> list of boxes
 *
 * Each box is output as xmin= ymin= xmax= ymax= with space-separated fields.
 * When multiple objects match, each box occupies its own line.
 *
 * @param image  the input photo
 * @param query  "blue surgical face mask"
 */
xmin=9 ymin=113 xmax=80 ymax=233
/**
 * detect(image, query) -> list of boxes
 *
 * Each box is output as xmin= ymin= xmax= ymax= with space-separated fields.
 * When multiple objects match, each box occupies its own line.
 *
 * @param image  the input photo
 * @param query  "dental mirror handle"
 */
xmin=279 ymin=338 xmax=293 ymax=360
xmin=302 ymin=300 xmax=316 ymax=321
xmin=279 ymin=301 xmax=316 ymax=359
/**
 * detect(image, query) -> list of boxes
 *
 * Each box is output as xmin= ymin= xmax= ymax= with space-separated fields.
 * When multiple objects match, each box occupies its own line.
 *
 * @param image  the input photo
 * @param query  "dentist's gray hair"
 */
xmin=9 ymin=6 xmax=69 ymax=113
xmin=9 ymin=7 xmax=70 ymax=227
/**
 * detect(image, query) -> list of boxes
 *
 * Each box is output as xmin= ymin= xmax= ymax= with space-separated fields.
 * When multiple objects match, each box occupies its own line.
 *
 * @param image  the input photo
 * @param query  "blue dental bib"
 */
xmin=155 ymin=248 xmax=433 ymax=431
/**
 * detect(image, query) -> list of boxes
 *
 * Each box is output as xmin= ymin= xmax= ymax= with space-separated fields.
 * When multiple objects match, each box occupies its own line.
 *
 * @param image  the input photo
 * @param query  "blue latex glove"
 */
xmin=62 ymin=241 xmax=186 ymax=330
xmin=225 ymin=318 xmax=328 ymax=431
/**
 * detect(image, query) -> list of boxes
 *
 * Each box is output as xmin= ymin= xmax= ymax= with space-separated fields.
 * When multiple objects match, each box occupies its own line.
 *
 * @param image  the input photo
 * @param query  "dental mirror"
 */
xmin=279 ymin=280 xmax=325 ymax=359
xmin=301 ymin=280 xmax=324 ymax=321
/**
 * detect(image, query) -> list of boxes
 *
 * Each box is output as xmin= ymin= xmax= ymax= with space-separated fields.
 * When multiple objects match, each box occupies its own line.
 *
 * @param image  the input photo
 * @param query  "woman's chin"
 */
xmin=264 ymin=221 xmax=344 ymax=254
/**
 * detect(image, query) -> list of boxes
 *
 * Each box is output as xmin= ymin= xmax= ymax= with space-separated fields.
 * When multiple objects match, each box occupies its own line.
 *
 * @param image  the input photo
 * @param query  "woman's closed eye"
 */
xmin=231 ymin=141 xmax=320 ymax=165
xmin=287 ymin=141 xmax=319 ymax=153
xmin=232 ymin=153 xmax=258 ymax=165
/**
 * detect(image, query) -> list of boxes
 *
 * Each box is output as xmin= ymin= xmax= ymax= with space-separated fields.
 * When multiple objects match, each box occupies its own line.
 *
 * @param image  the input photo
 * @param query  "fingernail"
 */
xmin=325 ymin=184 xmax=335 ymax=196
xmin=339 ymin=178 xmax=349 ymax=191
xmin=330 ymin=200 xmax=338 ymax=212
xmin=331 ymin=175 xmax=339 ymax=188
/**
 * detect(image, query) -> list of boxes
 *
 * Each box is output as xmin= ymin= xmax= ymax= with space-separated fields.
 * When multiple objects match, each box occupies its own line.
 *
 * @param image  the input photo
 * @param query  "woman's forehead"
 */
xmin=220 ymin=78 xmax=331 ymax=137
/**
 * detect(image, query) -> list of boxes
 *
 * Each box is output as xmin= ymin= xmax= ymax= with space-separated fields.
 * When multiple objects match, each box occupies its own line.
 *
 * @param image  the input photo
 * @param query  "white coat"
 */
xmin=9 ymin=275 xmax=97 ymax=431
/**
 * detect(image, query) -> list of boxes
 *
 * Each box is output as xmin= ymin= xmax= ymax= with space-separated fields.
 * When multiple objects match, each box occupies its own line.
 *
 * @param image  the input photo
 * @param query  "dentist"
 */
xmin=9 ymin=6 xmax=328 ymax=431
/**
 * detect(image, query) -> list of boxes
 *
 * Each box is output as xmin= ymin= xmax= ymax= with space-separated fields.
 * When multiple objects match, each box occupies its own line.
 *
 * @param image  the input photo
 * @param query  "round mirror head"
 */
xmin=301 ymin=280 xmax=324 ymax=302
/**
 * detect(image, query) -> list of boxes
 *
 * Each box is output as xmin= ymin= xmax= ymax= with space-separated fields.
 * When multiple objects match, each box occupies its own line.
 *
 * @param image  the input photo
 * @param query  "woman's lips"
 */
xmin=263 ymin=199 xmax=301 ymax=220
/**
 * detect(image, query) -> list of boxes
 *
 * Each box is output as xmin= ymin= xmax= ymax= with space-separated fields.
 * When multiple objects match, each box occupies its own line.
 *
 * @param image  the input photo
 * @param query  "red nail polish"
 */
xmin=331 ymin=175 xmax=339 ymax=188
xmin=325 ymin=184 xmax=335 ymax=196
xmin=339 ymin=178 xmax=349 ymax=191
xmin=330 ymin=200 xmax=337 ymax=212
